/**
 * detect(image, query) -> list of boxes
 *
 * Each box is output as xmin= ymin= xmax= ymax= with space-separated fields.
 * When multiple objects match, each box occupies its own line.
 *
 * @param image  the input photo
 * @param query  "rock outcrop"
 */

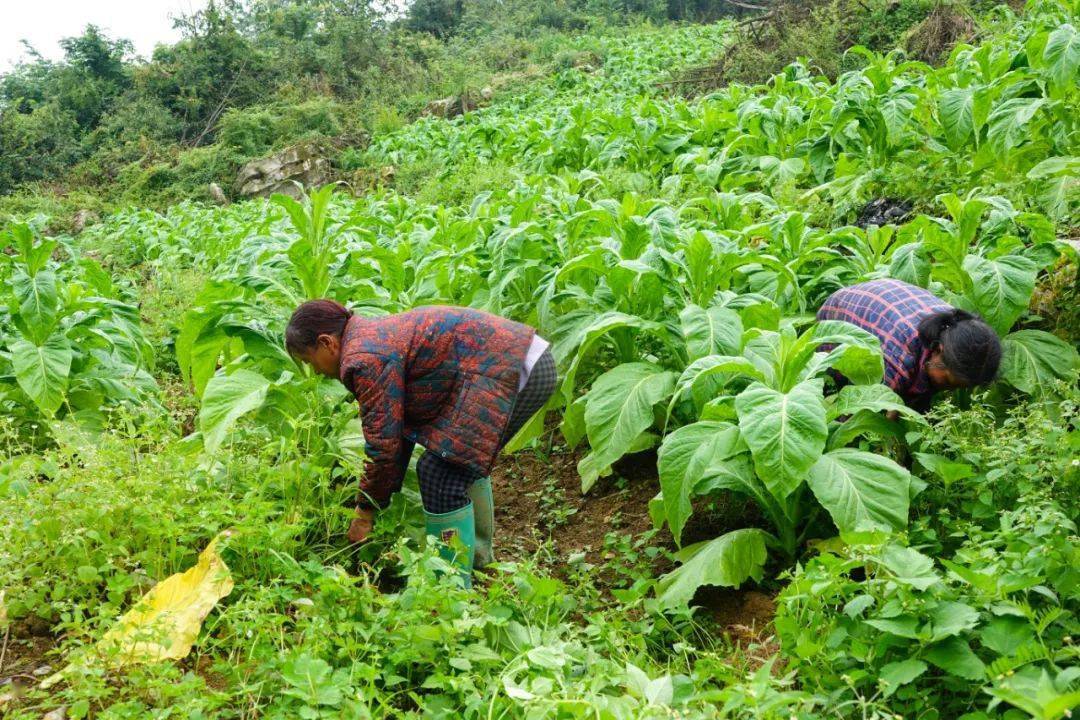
xmin=235 ymin=141 xmax=335 ymax=199
xmin=421 ymin=87 xmax=495 ymax=120
xmin=208 ymin=182 xmax=229 ymax=205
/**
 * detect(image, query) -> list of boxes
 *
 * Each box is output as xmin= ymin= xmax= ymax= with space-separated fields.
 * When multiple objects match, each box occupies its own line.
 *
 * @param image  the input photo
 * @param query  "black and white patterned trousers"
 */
xmin=419 ymin=348 xmax=557 ymax=513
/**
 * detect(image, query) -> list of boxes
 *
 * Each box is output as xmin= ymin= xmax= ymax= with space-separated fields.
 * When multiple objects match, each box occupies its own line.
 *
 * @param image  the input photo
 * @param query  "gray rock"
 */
xmin=208 ymin=183 xmax=229 ymax=205
xmin=422 ymin=96 xmax=464 ymax=119
xmin=72 ymin=209 xmax=98 ymax=234
xmin=43 ymin=706 xmax=67 ymax=720
xmin=236 ymin=142 xmax=335 ymax=199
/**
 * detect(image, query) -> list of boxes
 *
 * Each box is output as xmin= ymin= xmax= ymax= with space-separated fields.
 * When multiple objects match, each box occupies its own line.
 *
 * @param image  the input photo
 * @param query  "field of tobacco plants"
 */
xmin=1 ymin=1 xmax=1079 ymax=718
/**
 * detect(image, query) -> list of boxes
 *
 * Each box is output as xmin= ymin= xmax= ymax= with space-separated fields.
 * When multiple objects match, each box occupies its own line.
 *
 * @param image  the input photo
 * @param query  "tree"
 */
xmin=406 ymin=0 xmax=465 ymax=37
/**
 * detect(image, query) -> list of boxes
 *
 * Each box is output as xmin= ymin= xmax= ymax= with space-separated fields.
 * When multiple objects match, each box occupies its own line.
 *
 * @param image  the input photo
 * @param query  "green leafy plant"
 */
xmin=651 ymin=319 xmax=922 ymax=607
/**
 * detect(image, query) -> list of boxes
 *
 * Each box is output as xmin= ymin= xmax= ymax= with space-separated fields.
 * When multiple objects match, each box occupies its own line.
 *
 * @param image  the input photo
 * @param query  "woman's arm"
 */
xmin=348 ymin=354 xmax=408 ymax=510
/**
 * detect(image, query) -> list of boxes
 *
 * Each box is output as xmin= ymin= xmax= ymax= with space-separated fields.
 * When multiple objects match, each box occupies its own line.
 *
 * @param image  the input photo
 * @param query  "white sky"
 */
xmin=0 ymin=0 xmax=210 ymax=71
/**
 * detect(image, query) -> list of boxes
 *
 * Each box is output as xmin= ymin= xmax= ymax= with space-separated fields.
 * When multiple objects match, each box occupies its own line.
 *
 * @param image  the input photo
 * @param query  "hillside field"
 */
xmin=1 ymin=1 xmax=1079 ymax=718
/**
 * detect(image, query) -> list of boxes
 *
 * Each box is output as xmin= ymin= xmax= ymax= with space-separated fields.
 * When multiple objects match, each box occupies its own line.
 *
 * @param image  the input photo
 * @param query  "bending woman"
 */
xmin=817 ymin=279 xmax=1002 ymax=412
xmin=286 ymin=300 xmax=556 ymax=586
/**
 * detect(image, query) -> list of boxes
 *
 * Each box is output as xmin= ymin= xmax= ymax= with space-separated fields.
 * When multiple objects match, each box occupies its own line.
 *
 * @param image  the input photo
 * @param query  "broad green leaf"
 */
xmin=889 ymin=242 xmax=930 ymax=287
xmin=12 ymin=269 xmax=59 ymax=342
xmin=198 ymin=370 xmax=272 ymax=453
xmin=670 ymin=354 xmax=762 ymax=411
xmin=1000 ymin=330 xmax=1080 ymax=395
xmin=10 ymin=223 xmax=55 ymax=275
xmin=679 ymin=304 xmax=742 ymax=361
xmin=655 ymin=529 xmax=769 ymax=608
xmin=925 ymin=636 xmax=985 ymax=681
xmin=879 ymin=659 xmax=928 ymax=698
xmin=938 ymin=88 xmax=975 ymax=148
xmin=940 ymin=193 xmax=988 ymax=248
xmin=655 ymin=133 xmax=690 ymax=154
xmin=880 ymin=90 xmax=916 ymax=146
xmin=880 ymin=544 xmax=939 ymax=591
xmin=1042 ymin=23 xmax=1079 ymax=93
xmin=988 ymin=668 xmax=1080 ymax=720
xmin=281 ymin=655 xmax=343 ymax=706
xmin=830 ymin=384 xmax=924 ymax=423
xmin=828 ymin=409 xmax=906 ymax=450
xmin=580 ymin=363 xmax=676 ymax=492
xmin=962 ymin=254 xmax=1037 ymax=335
xmin=865 ymin=615 xmax=921 ymax=639
xmin=11 ymin=334 xmax=72 ymax=416
xmin=1026 ymin=157 xmax=1079 ymax=220
xmin=913 ymin=453 xmax=974 ymax=487
xmin=176 ymin=308 xmax=230 ymax=397
xmin=980 ymin=616 xmax=1034 ymax=656
xmin=657 ymin=421 xmax=742 ymax=544
xmin=807 ymin=449 xmax=910 ymax=533
xmin=735 ymin=379 xmax=827 ymax=500
xmin=987 ymin=98 xmax=1045 ymax=156
xmin=557 ymin=311 xmax=662 ymax=403
xmin=928 ymin=601 xmax=980 ymax=641
xmin=810 ymin=321 xmax=884 ymax=385
xmin=758 ymin=156 xmax=805 ymax=184
xmin=560 ymin=394 xmax=587 ymax=449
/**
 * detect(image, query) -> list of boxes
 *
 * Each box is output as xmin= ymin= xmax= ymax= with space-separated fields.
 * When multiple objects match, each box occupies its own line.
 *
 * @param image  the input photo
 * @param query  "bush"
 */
xmin=681 ymin=0 xmax=941 ymax=90
xmin=218 ymin=98 xmax=350 ymax=156
xmin=117 ymin=144 xmax=244 ymax=206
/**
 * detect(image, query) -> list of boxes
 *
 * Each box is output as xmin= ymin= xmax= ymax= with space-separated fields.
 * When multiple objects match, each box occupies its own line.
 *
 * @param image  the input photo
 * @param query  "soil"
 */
xmin=0 ymin=621 xmax=58 ymax=703
xmin=492 ymin=444 xmax=660 ymax=563
xmin=490 ymin=437 xmax=778 ymax=642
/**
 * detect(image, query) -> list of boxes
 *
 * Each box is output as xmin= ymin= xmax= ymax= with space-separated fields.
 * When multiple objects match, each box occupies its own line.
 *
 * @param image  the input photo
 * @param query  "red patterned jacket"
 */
xmin=339 ymin=306 xmax=535 ymax=509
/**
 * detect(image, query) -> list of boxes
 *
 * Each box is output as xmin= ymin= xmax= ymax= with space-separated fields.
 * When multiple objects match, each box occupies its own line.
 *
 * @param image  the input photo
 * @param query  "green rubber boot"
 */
xmin=468 ymin=477 xmax=494 ymax=569
xmin=424 ymin=503 xmax=475 ymax=588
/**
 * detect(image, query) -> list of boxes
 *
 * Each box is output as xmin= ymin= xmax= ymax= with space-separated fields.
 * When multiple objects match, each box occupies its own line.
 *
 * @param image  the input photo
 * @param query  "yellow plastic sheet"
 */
xmin=97 ymin=532 xmax=234 ymax=664
xmin=42 ymin=534 xmax=234 ymax=689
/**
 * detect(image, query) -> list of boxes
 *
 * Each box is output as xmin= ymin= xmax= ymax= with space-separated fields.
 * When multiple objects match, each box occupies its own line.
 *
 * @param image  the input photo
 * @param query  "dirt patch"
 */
xmin=694 ymin=587 xmax=780 ymax=670
xmin=698 ymin=587 xmax=776 ymax=631
xmin=493 ymin=444 xmax=661 ymax=563
xmin=1 ymin=623 xmax=58 ymax=705
xmin=491 ymin=439 xmax=778 ymax=636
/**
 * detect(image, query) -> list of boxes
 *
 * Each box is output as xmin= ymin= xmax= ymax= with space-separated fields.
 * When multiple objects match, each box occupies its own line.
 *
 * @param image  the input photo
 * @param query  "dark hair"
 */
xmin=917 ymin=308 xmax=1002 ymax=386
xmin=285 ymin=299 xmax=352 ymax=355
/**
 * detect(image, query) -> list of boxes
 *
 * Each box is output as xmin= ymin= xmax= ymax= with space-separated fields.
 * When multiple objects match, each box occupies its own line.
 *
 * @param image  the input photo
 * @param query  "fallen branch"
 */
xmin=723 ymin=0 xmax=771 ymax=10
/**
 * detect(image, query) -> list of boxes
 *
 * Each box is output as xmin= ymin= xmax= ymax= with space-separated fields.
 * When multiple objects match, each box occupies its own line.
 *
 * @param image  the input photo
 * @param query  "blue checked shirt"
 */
xmin=817 ymin=279 xmax=952 ymax=406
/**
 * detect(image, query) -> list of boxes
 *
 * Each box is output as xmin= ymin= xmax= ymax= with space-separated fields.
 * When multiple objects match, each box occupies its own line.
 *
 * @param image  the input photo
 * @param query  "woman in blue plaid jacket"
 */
xmin=818 ymin=279 xmax=1002 ymax=412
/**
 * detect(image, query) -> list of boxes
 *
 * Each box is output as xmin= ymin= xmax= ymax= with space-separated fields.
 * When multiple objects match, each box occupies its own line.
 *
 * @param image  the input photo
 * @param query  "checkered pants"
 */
xmin=419 ymin=349 xmax=557 ymax=513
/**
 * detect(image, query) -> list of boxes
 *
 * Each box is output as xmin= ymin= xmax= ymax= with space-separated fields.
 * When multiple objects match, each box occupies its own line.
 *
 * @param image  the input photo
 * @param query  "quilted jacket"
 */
xmin=338 ymin=306 xmax=535 ymax=509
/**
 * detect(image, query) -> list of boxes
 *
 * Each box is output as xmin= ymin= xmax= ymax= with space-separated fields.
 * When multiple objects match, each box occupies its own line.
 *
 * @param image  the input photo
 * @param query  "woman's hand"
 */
xmin=348 ymin=507 xmax=376 ymax=543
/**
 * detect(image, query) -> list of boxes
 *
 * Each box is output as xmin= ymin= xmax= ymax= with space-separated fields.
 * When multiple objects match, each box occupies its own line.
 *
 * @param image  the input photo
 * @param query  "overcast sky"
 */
xmin=0 ymin=0 xmax=211 ymax=71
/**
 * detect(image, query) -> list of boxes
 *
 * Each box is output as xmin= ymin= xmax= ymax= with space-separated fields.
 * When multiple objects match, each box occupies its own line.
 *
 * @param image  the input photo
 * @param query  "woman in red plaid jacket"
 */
xmin=818 ymin=279 xmax=1002 ymax=412
xmin=286 ymin=300 xmax=556 ymax=587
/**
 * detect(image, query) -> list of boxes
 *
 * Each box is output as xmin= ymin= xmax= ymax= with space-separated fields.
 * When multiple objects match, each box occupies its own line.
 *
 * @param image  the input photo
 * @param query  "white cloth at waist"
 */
xmin=518 ymin=333 xmax=550 ymax=391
